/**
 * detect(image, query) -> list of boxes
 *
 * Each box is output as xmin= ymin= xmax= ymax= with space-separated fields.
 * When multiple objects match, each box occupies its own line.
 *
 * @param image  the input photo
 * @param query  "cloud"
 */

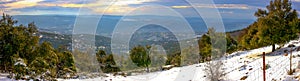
xmin=0 ymin=0 xmax=46 ymax=15
xmin=170 ymin=5 xmax=190 ymax=8
xmin=0 ymin=9 xmax=21 ymax=15
xmin=35 ymin=1 xmax=86 ymax=8
xmin=57 ymin=3 xmax=83 ymax=8
xmin=219 ymin=11 xmax=234 ymax=14
xmin=292 ymin=0 xmax=300 ymax=2
xmin=2 ymin=0 xmax=284 ymax=16
xmin=36 ymin=4 xmax=87 ymax=9
xmin=0 ymin=0 xmax=13 ymax=2
xmin=80 ymin=0 xmax=158 ymax=15
xmin=0 ymin=0 xmax=17 ymax=4
xmin=1 ymin=0 xmax=153 ymax=15
xmin=36 ymin=0 xmax=158 ymax=14
xmin=2 ymin=0 xmax=44 ymax=9
xmin=172 ymin=4 xmax=249 ymax=10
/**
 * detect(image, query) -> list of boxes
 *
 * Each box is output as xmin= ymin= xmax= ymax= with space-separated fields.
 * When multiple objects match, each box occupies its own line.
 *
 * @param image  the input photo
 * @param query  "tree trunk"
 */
xmin=272 ymin=44 xmax=276 ymax=52
xmin=146 ymin=66 xmax=149 ymax=73
xmin=290 ymin=48 xmax=293 ymax=75
xmin=4 ymin=65 xmax=6 ymax=71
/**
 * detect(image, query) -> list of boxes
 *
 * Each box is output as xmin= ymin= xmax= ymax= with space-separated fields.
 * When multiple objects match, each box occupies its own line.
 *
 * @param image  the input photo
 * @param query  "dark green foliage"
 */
xmin=130 ymin=45 xmax=151 ymax=72
xmin=56 ymin=51 xmax=77 ymax=78
xmin=96 ymin=50 xmax=120 ymax=73
xmin=28 ymin=41 xmax=77 ymax=79
xmin=240 ymin=0 xmax=299 ymax=51
xmin=33 ymin=42 xmax=59 ymax=78
xmin=29 ymin=57 xmax=50 ymax=78
xmin=96 ymin=50 xmax=106 ymax=65
xmin=0 ymin=14 xmax=77 ymax=80
xmin=103 ymin=54 xmax=120 ymax=72
xmin=198 ymin=34 xmax=211 ymax=62
xmin=226 ymin=33 xmax=238 ymax=54
xmin=239 ymin=22 xmax=260 ymax=50
xmin=169 ymin=53 xmax=181 ymax=66
xmin=0 ymin=14 xmax=39 ymax=71
xmin=198 ymin=28 xmax=236 ymax=62
xmin=13 ymin=58 xmax=28 ymax=80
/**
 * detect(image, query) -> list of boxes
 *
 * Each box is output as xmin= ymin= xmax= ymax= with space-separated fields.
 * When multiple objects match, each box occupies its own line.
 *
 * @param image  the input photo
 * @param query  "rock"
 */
xmin=162 ymin=65 xmax=175 ymax=70
xmin=240 ymin=76 xmax=247 ymax=80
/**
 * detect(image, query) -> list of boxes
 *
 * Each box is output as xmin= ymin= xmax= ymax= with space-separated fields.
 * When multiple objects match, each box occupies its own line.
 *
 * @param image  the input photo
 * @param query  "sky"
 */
xmin=0 ymin=0 xmax=300 ymax=19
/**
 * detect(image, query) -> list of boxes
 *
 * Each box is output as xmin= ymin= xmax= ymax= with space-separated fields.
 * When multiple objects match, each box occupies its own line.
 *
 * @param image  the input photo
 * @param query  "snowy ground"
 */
xmin=58 ymin=39 xmax=300 ymax=81
xmin=2 ymin=40 xmax=300 ymax=81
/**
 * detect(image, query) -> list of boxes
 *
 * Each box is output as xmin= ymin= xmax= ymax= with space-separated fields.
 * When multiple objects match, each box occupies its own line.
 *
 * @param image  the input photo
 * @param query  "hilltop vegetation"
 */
xmin=239 ymin=0 xmax=299 ymax=52
xmin=0 ymin=0 xmax=299 ymax=80
xmin=0 ymin=14 xmax=76 ymax=80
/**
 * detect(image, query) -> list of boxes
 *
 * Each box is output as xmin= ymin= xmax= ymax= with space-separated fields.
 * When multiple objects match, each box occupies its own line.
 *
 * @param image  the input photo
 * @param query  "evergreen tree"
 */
xmin=198 ymin=34 xmax=211 ymax=62
xmin=240 ymin=0 xmax=299 ymax=51
xmin=130 ymin=45 xmax=151 ymax=72
xmin=0 ymin=14 xmax=18 ymax=71
xmin=96 ymin=50 xmax=119 ymax=73
xmin=199 ymin=28 xmax=226 ymax=81
xmin=33 ymin=42 xmax=59 ymax=78
xmin=0 ymin=14 xmax=77 ymax=80
xmin=226 ymin=33 xmax=238 ymax=54
xmin=0 ymin=14 xmax=39 ymax=72
xmin=56 ymin=51 xmax=76 ymax=78
xmin=198 ymin=28 xmax=229 ymax=62
xmin=96 ymin=50 xmax=107 ymax=67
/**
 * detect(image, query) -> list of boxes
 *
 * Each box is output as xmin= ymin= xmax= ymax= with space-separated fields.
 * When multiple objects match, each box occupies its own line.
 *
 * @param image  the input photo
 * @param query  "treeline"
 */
xmin=0 ymin=14 xmax=76 ymax=80
xmin=198 ymin=0 xmax=300 ymax=62
xmin=95 ymin=0 xmax=300 ymax=72
xmin=95 ymin=50 xmax=120 ymax=73
xmin=238 ymin=0 xmax=299 ymax=52
xmin=60 ymin=0 xmax=300 ymax=75
xmin=237 ymin=0 xmax=299 ymax=52
xmin=198 ymin=28 xmax=238 ymax=62
xmin=93 ymin=27 xmax=237 ymax=73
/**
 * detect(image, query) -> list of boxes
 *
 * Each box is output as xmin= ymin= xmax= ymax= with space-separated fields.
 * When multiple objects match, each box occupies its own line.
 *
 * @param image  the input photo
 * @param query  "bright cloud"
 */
xmin=41 ymin=0 xmax=157 ymax=14
xmin=0 ymin=0 xmax=16 ymax=3
xmin=1 ymin=0 xmax=158 ymax=15
xmin=0 ymin=0 xmax=299 ymax=16
xmin=0 ymin=0 xmax=13 ymax=2
xmin=79 ymin=0 xmax=158 ymax=15
xmin=3 ymin=0 xmax=44 ymax=9
xmin=172 ymin=6 xmax=191 ymax=9
xmin=172 ymin=4 xmax=249 ymax=10
xmin=59 ymin=3 xmax=83 ymax=8
xmin=112 ymin=0 xmax=156 ymax=5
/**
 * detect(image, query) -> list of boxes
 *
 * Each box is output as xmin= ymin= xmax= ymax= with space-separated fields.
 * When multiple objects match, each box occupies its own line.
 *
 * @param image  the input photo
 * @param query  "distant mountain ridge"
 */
xmin=13 ymin=15 xmax=255 ymax=37
xmin=13 ymin=15 xmax=254 ymax=54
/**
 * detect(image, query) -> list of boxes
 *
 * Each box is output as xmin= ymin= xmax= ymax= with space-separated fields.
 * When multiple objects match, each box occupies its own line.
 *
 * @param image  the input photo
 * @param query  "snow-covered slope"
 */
xmin=2 ymin=40 xmax=300 ymax=81
xmin=57 ymin=39 xmax=300 ymax=81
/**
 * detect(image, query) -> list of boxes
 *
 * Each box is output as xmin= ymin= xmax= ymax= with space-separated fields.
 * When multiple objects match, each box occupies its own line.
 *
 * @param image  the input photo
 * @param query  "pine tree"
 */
xmin=198 ymin=34 xmax=211 ymax=62
xmin=240 ymin=0 xmax=299 ymax=51
xmin=0 ymin=14 xmax=77 ymax=80
xmin=130 ymin=45 xmax=151 ymax=72
xmin=226 ymin=33 xmax=238 ymax=54
xmin=96 ymin=50 xmax=119 ymax=73
xmin=0 ymin=14 xmax=17 ymax=71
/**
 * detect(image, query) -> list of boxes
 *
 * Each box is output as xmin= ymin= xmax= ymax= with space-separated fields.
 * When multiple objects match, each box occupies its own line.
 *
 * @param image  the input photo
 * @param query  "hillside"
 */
xmin=38 ymin=32 xmax=111 ymax=52
xmin=52 ymin=39 xmax=300 ymax=81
